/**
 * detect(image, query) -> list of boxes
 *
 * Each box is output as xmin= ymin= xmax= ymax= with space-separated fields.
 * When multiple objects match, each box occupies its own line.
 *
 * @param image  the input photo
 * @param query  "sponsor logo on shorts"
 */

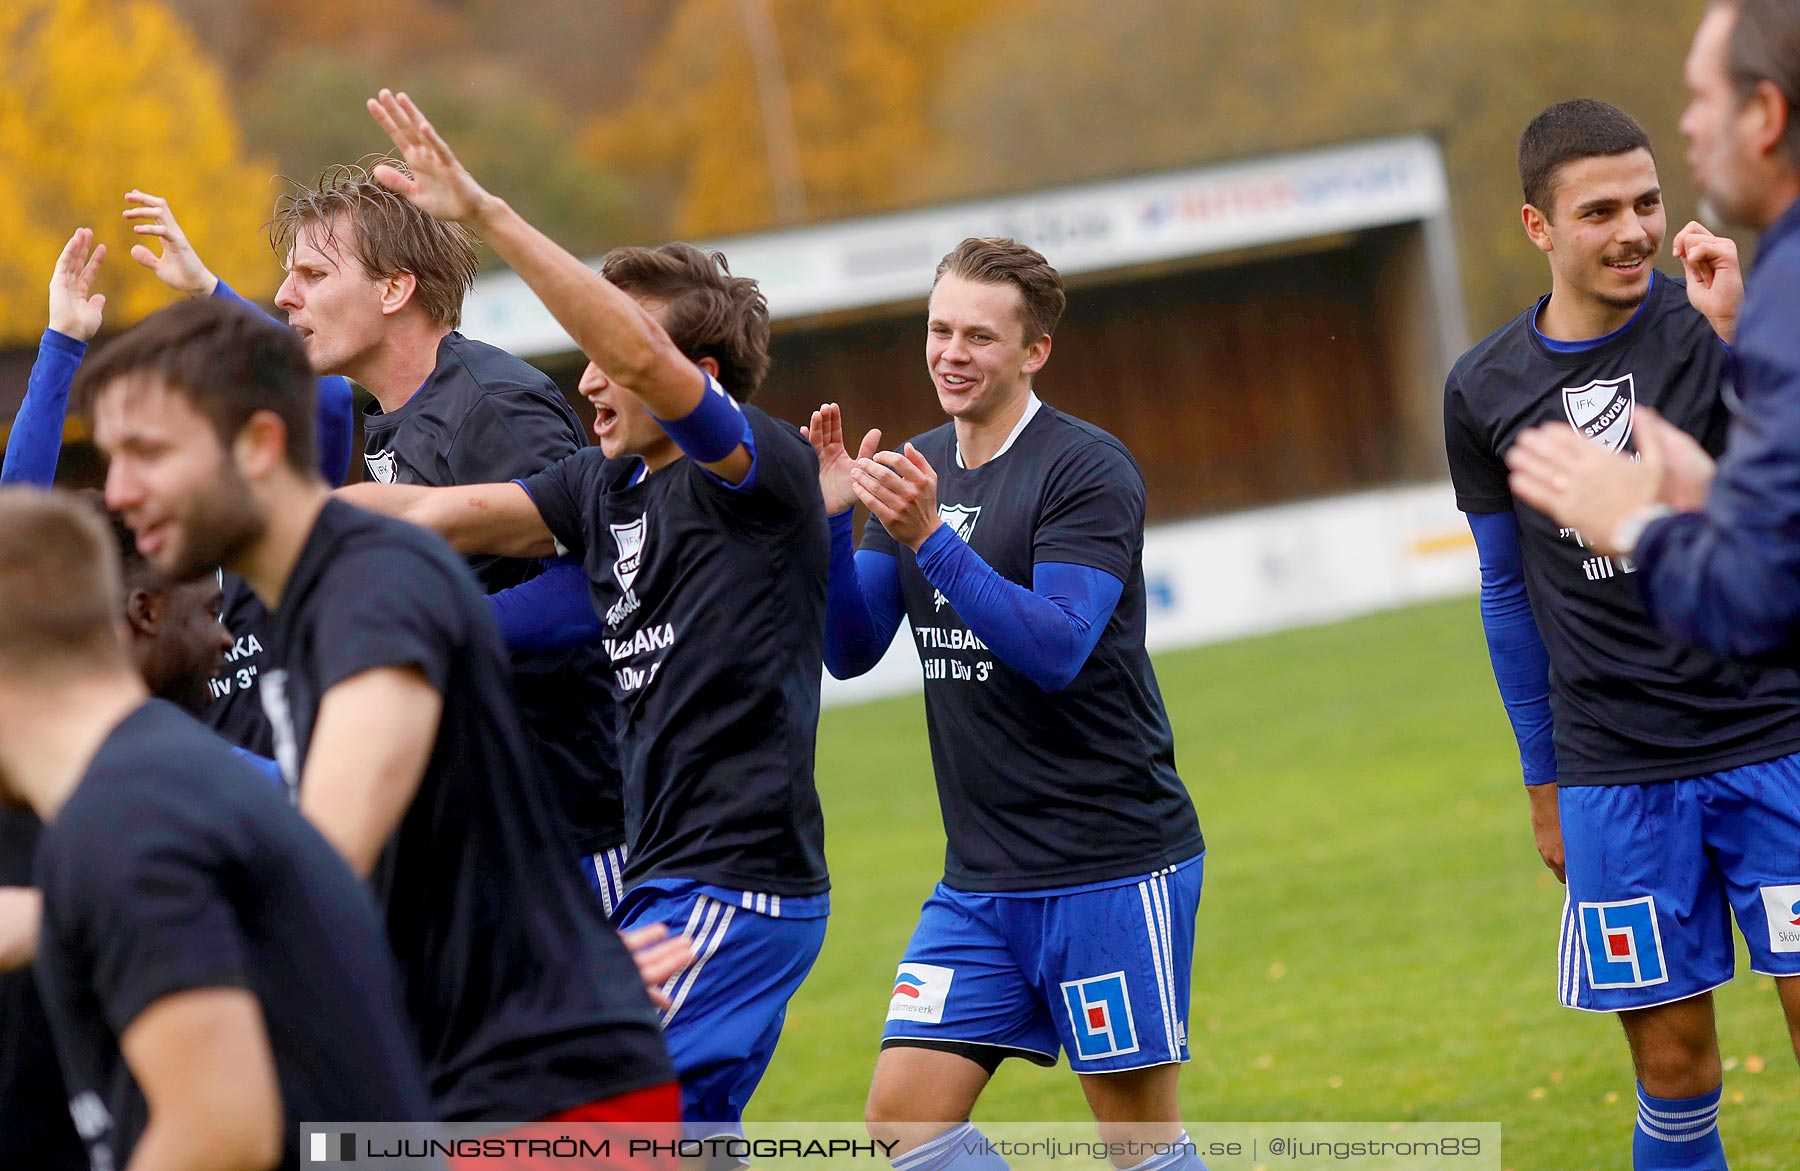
xmin=886 ymin=963 xmax=953 ymax=1024
xmin=1579 ymin=896 xmax=1668 ymax=989
xmin=1060 ymin=971 xmax=1140 ymax=1060
xmin=1759 ymin=884 xmax=1800 ymax=954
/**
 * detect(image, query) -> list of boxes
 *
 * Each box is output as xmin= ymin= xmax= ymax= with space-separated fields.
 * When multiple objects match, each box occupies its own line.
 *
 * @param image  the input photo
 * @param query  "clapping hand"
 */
xmin=803 ymin=402 xmax=882 ymax=515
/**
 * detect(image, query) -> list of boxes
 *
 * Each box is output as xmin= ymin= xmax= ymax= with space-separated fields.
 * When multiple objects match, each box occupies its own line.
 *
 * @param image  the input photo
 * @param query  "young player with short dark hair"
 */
xmin=80 ymin=296 xmax=678 ymax=1129
xmin=811 ymin=236 xmax=1208 ymax=1171
xmin=0 ymin=487 xmax=432 ymax=1171
xmin=1448 ymin=98 xmax=1800 ymax=1171
xmin=341 ymin=88 xmax=831 ymax=1144
xmin=1509 ymin=0 xmax=1800 ymax=664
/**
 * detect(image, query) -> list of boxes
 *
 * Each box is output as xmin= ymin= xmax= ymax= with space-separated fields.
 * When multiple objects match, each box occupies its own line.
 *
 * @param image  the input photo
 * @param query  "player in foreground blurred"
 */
xmin=334 ymin=89 xmax=830 ymax=1147
xmin=1508 ymin=0 xmax=1800 ymax=665
xmin=810 ymin=238 xmax=1207 ymax=1171
xmin=123 ymin=183 xmax=629 ymax=909
xmin=0 ymin=488 xmax=432 ymax=1171
xmin=1446 ymin=99 xmax=1800 ymax=1170
xmin=81 ymin=297 xmax=679 ymax=1134
xmin=2 ymin=230 xmax=265 ymax=1171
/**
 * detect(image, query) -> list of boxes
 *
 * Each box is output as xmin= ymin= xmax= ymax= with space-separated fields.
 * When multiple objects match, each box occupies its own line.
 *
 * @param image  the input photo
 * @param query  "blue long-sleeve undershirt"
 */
xmin=823 ymin=510 xmax=1124 ymax=692
xmin=823 ymin=511 xmax=906 ymax=677
xmin=485 ymin=559 xmax=604 ymax=652
xmin=230 ymin=744 xmax=285 ymax=787
xmin=212 ymin=280 xmax=354 ymax=486
xmin=1468 ymin=510 xmax=1558 ymax=785
xmin=2 ymin=329 xmax=86 ymax=486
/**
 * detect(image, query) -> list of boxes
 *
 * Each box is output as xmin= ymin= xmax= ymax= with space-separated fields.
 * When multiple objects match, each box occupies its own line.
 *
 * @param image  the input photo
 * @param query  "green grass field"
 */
xmin=750 ymin=598 xmax=1800 ymax=1170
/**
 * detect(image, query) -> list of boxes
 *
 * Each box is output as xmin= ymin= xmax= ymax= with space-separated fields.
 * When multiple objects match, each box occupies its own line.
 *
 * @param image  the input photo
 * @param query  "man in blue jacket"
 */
xmin=1509 ymin=0 xmax=1800 ymax=666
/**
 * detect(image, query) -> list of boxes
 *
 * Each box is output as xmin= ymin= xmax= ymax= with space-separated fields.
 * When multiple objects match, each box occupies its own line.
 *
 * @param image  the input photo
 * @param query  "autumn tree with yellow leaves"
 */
xmin=584 ymin=0 xmax=1018 ymax=238
xmin=0 ymin=0 xmax=277 ymax=346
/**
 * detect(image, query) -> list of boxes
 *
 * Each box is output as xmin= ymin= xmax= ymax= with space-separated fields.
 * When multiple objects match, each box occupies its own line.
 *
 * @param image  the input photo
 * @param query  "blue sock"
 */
xmin=1633 ymin=1085 xmax=1726 ymax=1170
xmin=891 ymin=1122 xmax=1008 ymax=1171
xmin=1118 ymin=1131 xmax=1208 ymax=1171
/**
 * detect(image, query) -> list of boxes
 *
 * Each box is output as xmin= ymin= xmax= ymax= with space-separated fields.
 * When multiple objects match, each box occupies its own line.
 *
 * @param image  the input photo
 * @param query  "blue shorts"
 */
xmin=616 ymin=880 xmax=827 ymax=1140
xmin=581 ymin=844 xmax=630 ymax=920
xmin=1558 ymin=751 xmax=1800 ymax=1013
xmin=881 ymin=856 xmax=1203 ymax=1073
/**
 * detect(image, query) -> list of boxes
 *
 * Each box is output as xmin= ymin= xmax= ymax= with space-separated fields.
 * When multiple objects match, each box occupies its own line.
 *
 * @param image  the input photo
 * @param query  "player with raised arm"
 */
xmin=1445 ymin=99 xmax=1800 ymax=1171
xmin=113 ymin=193 xmax=358 ymax=760
xmin=809 ymin=238 xmax=1207 ymax=1171
xmin=80 ymin=296 xmax=679 ymax=1135
xmin=1 ymin=226 xmax=116 ymax=1171
xmin=344 ymin=88 xmax=831 ymax=1148
xmin=122 ymin=184 xmax=630 ymax=909
xmin=0 ymin=488 xmax=432 ymax=1171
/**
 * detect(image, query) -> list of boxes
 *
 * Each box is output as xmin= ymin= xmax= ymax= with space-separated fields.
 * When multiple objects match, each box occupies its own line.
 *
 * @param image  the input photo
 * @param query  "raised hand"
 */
xmin=47 ymin=228 xmax=107 ymax=342
xmin=802 ymin=402 xmax=881 ymax=514
xmin=122 ymin=190 xmax=218 ymax=297
xmin=1672 ymin=220 xmax=1743 ymax=344
xmin=366 ymin=88 xmax=496 ymax=226
xmin=852 ymin=443 xmax=942 ymax=551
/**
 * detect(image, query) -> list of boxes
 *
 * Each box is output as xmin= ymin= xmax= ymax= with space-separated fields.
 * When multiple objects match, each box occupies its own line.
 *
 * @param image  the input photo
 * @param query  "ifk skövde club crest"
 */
xmin=365 ymin=449 xmax=397 ymax=483
xmin=1562 ymin=373 xmax=1636 ymax=453
xmin=610 ymin=517 xmax=647 ymax=593
xmin=937 ymin=503 xmax=982 ymax=543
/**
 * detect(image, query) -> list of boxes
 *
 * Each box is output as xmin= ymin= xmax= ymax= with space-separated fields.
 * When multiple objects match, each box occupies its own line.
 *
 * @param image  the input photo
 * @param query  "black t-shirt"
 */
xmin=257 ymin=500 xmax=669 ymax=1120
xmin=862 ymin=405 xmax=1204 ymax=892
xmin=522 ymin=406 xmax=830 ymax=897
xmin=201 ymin=572 xmax=276 ymax=757
xmin=32 ymin=701 xmax=430 ymax=1171
xmin=364 ymin=331 xmax=621 ymax=853
xmin=1444 ymin=271 xmax=1800 ymax=784
xmin=0 ymin=809 xmax=85 ymax=1171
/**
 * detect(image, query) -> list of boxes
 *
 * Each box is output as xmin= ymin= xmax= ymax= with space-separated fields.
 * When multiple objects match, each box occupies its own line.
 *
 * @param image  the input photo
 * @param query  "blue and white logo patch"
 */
xmin=1760 ymin=884 xmax=1800 ymax=955
xmin=937 ymin=503 xmax=981 ymax=543
xmin=1580 ymin=896 xmax=1668 ymax=989
xmin=610 ymin=517 xmax=647 ymax=593
xmin=1562 ymin=373 xmax=1636 ymax=453
xmin=1060 ymin=971 xmax=1139 ymax=1060
xmin=887 ymin=963 xmax=953 ymax=1024
xmin=365 ymin=449 xmax=397 ymax=484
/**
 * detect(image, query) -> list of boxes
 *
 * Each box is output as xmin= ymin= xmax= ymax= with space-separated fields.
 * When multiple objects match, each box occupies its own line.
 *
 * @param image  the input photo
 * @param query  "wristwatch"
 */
xmin=1609 ymin=503 xmax=1675 ymax=556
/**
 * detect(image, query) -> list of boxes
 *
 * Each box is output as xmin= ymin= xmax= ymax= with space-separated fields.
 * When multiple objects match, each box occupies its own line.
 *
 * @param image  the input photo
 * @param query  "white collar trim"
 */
xmin=956 ymin=393 xmax=1042 ymax=469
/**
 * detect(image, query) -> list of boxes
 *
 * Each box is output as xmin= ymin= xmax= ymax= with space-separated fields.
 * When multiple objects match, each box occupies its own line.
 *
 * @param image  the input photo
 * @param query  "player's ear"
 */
xmin=695 ymin=355 xmax=722 ymax=383
xmin=1749 ymin=79 xmax=1791 ymax=158
xmin=1522 ymin=204 xmax=1555 ymax=254
xmin=232 ymin=410 xmax=289 ymax=481
xmin=1020 ymin=333 xmax=1052 ymax=377
xmin=124 ymin=588 xmax=162 ymax=637
xmin=379 ymin=270 xmax=419 ymax=317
